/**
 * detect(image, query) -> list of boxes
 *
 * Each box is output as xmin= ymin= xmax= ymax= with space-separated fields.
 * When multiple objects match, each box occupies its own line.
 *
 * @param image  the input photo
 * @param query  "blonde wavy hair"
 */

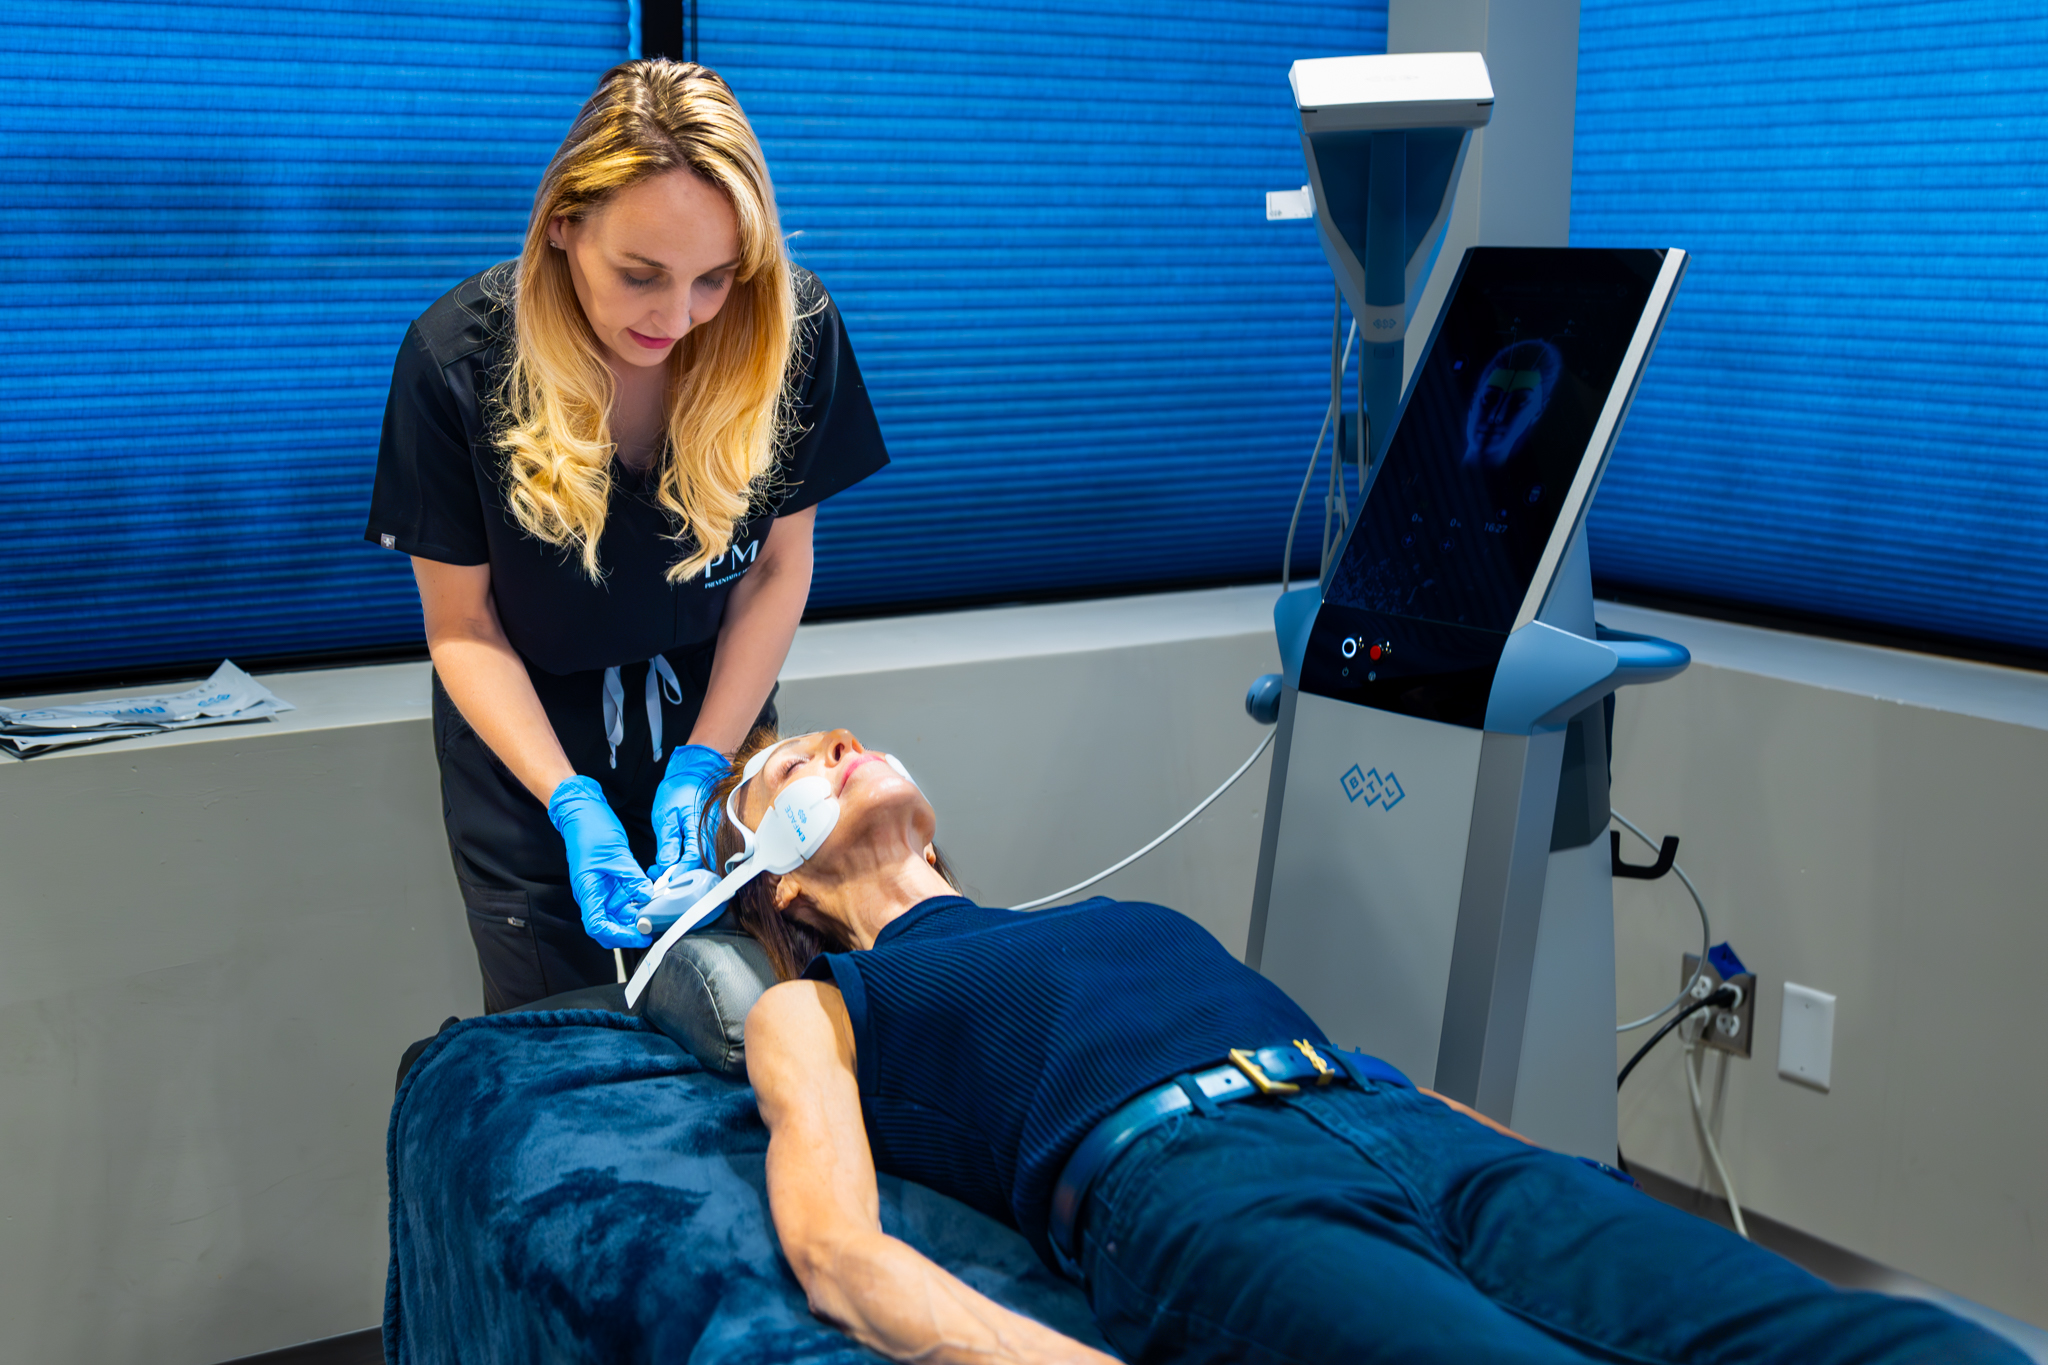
xmin=494 ymin=59 xmax=797 ymax=583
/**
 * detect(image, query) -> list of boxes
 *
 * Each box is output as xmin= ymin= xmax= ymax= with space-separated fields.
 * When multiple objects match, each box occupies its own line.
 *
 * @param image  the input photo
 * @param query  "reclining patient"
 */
xmin=703 ymin=726 xmax=2020 ymax=1365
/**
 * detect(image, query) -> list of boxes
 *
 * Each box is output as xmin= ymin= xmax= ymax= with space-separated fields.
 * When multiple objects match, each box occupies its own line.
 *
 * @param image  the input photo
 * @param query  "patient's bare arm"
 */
xmin=748 ymin=982 xmax=1118 ymax=1365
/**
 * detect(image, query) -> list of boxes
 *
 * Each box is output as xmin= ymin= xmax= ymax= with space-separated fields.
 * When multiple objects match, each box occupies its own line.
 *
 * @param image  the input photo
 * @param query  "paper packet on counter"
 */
xmin=0 ymin=660 xmax=294 ymax=757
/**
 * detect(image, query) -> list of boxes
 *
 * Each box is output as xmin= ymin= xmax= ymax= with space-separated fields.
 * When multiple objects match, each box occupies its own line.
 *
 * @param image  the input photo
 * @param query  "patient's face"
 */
xmin=737 ymin=730 xmax=934 ymax=860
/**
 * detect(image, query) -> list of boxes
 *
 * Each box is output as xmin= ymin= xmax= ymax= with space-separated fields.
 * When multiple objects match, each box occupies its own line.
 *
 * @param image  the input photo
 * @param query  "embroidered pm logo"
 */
xmin=1340 ymin=764 xmax=1404 ymax=811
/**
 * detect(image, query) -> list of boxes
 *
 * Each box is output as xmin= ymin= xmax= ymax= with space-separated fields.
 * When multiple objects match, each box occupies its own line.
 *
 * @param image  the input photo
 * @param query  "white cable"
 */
xmin=1281 ymin=320 xmax=1357 ymax=595
xmin=1354 ymin=333 xmax=1367 ymax=499
xmin=1683 ymin=1034 xmax=1750 ymax=1239
xmin=1321 ymin=392 xmax=1343 ymax=573
xmin=1612 ymin=808 xmax=1712 ymax=1033
xmin=1011 ymin=733 xmax=1275 ymax=912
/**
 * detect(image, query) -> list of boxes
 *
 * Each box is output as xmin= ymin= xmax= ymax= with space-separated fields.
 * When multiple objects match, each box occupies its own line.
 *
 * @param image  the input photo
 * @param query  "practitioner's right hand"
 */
xmin=547 ymin=776 xmax=654 ymax=948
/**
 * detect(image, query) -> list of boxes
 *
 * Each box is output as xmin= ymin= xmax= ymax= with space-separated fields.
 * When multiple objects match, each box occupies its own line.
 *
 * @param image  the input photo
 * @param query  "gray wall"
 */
xmin=776 ymin=617 xmax=1279 ymax=948
xmin=5 ymin=587 xmax=2043 ymax=1362
xmin=0 ymin=665 xmax=477 ymax=1365
xmin=0 ymin=588 xmax=1277 ymax=1365
xmin=1387 ymin=0 xmax=1583 ymax=380
xmin=1600 ymin=608 xmax=2048 ymax=1326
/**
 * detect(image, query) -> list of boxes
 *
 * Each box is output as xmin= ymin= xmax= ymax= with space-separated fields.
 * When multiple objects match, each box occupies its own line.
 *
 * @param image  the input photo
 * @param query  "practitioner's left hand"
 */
xmin=651 ymin=743 xmax=727 ymax=880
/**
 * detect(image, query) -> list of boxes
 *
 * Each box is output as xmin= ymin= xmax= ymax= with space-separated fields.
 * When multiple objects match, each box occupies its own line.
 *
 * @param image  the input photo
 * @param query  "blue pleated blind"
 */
xmin=706 ymin=2 xmax=1386 ymax=613
xmin=1573 ymin=0 xmax=2048 ymax=653
xmin=0 ymin=2 xmax=629 ymax=682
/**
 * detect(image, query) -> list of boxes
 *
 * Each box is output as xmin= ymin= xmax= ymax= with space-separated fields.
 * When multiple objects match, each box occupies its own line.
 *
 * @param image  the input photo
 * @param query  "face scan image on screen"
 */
xmin=1305 ymin=249 xmax=1665 ymax=725
xmin=1465 ymin=339 xmax=1563 ymax=471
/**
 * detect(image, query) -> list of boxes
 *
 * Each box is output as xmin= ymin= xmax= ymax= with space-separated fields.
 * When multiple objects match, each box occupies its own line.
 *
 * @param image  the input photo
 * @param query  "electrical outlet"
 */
xmin=1681 ymin=953 xmax=1756 ymax=1059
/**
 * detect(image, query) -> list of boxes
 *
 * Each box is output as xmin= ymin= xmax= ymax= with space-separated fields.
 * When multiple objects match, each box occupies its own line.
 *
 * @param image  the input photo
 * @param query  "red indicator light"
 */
xmin=1368 ymin=644 xmax=1383 ymax=661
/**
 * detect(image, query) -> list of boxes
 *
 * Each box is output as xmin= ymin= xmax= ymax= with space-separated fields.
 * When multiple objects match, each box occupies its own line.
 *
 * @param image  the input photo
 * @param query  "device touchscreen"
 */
xmin=1325 ymin=247 xmax=1663 ymax=633
xmin=1301 ymin=247 xmax=1669 ymax=727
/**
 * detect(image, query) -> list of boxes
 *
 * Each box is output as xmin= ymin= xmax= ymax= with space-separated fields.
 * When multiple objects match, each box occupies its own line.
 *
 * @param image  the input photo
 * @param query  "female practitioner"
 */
xmin=710 ymin=727 xmax=2022 ymax=1365
xmin=365 ymin=61 xmax=887 ymax=1010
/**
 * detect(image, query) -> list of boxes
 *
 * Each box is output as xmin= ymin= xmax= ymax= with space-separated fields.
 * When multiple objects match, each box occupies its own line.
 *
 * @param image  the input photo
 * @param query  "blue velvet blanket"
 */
xmin=385 ymin=1010 xmax=1111 ymax=1363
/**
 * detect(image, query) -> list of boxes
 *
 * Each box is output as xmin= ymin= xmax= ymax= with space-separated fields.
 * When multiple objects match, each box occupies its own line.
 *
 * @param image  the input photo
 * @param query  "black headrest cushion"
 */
xmin=631 ymin=930 xmax=778 ymax=1079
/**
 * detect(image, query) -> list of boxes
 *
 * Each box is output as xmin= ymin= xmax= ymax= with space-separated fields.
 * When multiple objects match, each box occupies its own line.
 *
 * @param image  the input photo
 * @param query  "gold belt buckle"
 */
xmin=1292 ymin=1038 xmax=1337 ymax=1085
xmin=1228 ymin=1047 xmax=1301 ymax=1096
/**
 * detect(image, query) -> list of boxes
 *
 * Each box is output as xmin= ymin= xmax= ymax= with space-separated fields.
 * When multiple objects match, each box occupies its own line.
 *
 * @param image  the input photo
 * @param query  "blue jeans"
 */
xmin=1077 ymin=1081 xmax=2023 ymax=1364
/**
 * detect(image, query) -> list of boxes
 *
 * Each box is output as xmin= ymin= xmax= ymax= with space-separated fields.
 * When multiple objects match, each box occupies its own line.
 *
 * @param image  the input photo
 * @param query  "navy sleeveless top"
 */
xmin=802 ymin=896 xmax=1323 ymax=1267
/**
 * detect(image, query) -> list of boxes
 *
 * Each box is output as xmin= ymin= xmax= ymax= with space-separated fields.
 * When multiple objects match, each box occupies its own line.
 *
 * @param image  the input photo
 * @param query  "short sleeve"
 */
xmin=364 ymin=322 xmax=491 ymax=565
xmin=770 ymin=274 xmax=891 ymax=518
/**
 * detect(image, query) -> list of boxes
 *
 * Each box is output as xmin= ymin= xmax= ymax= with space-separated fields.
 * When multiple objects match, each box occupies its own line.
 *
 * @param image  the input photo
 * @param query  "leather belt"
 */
xmin=1045 ymin=1040 xmax=1410 ymax=1280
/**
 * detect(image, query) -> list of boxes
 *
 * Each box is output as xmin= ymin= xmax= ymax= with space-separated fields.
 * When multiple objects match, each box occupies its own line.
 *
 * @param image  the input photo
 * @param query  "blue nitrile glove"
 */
xmin=650 ymin=742 xmax=728 ymax=880
xmin=547 ymin=776 xmax=654 ymax=949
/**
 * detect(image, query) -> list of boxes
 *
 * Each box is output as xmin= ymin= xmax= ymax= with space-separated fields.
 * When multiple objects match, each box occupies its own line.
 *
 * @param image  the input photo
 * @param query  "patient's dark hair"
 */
xmin=701 ymin=725 xmax=957 ymax=981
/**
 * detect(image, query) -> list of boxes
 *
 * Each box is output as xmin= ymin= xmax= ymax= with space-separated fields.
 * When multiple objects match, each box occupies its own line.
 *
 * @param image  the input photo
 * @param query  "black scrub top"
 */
xmin=364 ymin=264 xmax=888 ymax=676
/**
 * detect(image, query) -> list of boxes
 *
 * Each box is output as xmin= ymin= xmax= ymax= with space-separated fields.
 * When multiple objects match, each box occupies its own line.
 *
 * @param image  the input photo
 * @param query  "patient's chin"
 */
xmin=844 ymin=771 xmax=930 ymax=821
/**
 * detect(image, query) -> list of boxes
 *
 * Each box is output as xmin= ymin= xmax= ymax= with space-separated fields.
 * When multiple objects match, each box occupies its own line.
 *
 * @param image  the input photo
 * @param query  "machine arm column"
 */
xmin=1433 ymin=727 xmax=1568 ymax=1119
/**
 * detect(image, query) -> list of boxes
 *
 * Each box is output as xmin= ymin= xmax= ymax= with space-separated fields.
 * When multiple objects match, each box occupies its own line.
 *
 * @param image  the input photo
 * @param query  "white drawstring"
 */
xmin=602 ymin=655 xmax=685 ymax=769
xmin=602 ymin=668 xmax=625 ymax=769
xmin=647 ymin=655 xmax=682 ymax=762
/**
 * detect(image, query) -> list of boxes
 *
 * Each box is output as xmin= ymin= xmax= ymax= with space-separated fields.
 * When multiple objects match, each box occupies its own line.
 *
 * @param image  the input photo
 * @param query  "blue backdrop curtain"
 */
xmin=1 ymin=0 xmax=1385 ymax=685
xmin=1573 ymin=0 xmax=2048 ymax=654
xmin=0 ymin=2 xmax=631 ymax=683
xmin=685 ymin=1 xmax=1384 ymax=613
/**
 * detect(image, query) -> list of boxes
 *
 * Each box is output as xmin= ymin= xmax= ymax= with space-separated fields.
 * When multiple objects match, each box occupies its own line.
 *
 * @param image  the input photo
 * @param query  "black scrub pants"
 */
xmin=431 ymin=648 xmax=777 ymax=1013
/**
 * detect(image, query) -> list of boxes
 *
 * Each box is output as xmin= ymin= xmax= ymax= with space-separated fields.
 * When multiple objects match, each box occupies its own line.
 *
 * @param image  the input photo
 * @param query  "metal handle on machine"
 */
xmin=1596 ymin=625 xmax=1691 ymax=688
xmin=1610 ymin=831 xmax=1679 ymax=880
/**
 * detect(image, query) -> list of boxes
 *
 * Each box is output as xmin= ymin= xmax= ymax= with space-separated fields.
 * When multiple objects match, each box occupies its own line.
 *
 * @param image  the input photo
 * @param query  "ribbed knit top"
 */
xmin=801 ymin=895 xmax=1324 ymax=1267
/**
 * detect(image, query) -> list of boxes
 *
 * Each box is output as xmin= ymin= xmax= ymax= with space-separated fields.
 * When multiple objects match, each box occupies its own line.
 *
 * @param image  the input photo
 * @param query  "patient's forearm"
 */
xmin=799 ymin=1228 xmax=1115 ymax=1365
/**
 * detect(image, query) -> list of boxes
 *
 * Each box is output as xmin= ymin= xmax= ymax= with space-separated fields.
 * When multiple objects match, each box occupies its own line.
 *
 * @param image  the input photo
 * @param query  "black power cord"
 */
xmin=1615 ymin=984 xmax=1737 ymax=1174
xmin=1618 ymin=985 xmax=1736 ymax=1091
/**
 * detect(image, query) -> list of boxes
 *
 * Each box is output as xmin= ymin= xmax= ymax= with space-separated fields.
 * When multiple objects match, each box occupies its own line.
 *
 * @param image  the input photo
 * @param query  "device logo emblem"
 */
xmin=1340 ymin=764 xmax=1404 ymax=810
